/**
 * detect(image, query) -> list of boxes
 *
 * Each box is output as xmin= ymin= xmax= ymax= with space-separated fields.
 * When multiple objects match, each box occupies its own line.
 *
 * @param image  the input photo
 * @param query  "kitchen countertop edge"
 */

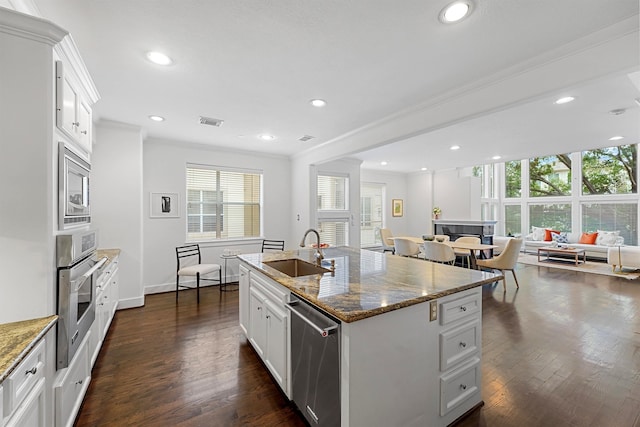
xmin=0 ymin=315 xmax=58 ymax=383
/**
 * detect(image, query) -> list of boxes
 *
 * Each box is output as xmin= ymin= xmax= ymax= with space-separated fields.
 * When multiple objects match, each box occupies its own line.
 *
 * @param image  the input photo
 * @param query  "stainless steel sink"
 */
xmin=264 ymin=258 xmax=330 ymax=277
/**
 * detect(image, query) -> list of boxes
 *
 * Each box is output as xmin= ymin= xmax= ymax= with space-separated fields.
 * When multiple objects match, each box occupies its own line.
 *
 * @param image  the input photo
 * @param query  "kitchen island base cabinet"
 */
xmin=240 ymin=264 xmax=291 ymax=398
xmin=340 ymin=287 xmax=482 ymax=427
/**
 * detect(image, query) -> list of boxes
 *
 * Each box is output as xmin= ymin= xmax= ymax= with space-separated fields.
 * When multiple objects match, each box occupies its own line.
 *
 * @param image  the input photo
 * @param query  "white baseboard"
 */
xmin=144 ymin=279 xmax=229 ymax=296
xmin=116 ymin=296 xmax=144 ymax=310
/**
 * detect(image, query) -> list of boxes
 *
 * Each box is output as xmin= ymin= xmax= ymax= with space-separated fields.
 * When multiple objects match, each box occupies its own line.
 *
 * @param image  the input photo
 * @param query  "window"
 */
xmin=529 ymin=203 xmax=572 ymax=231
xmin=529 ymin=154 xmax=571 ymax=197
xmin=360 ymin=183 xmax=384 ymax=247
xmin=186 ymin=165 xmax=261 ymax=240
xmin=505 ymin=160 xmax=522 ymax=198
xmin=582 ymin=203 xmax=638 ymax=245
xmin=317 ymin=173 xmax=350 ymax=246
xmin=504 ymin=205 xmax=521 ymax=236
xmin=317 ymin=175 xmax=347 ymax=210
xmin=582 ymin=145 xmax=637 ymax=195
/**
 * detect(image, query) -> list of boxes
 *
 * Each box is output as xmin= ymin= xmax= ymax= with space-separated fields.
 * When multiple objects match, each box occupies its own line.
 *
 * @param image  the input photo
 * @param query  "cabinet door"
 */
xmin=249 ymin=287 xmax=267 ymax=358
xmin=108 ymin=268 xmax=119 ymax=319
xmin=265 ymin=299 xmax=288 ymax=392
xmin=97 ymin=284 xmax=110 ymax=341
xmin=55 ymin=61 xmax=78 ymax=138
xmin=239 ymin=265 xmax=250 ymax=336
xmin=76 ymin=100 xmax=92 ymax=153
xmin=5 ymin=378 xmax=45 ymax=427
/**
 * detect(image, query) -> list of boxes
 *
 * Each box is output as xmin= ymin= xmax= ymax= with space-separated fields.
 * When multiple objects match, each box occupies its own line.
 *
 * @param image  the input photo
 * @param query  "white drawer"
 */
xmin=54 ymin=333 xmax=90 ymax=427
xmin=439 ymin=291 xmax=481 ymax=325
xmin=3 ymin=340 xmax=45 ymax=417
xmin=440 ymin=357 xmax=480 ymax=416
xmin=439 ymin=319 xmax=480 ymax=371
xmin=251 ymin=272 xmax=289 ymax=304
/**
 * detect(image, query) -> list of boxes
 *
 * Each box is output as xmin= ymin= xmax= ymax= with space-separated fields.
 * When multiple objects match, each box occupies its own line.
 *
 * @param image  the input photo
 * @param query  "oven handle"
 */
xmin=71 ymin=257 xmax=108 ymax=291
xmin=285 ymin=299 xmax=338 ymax=338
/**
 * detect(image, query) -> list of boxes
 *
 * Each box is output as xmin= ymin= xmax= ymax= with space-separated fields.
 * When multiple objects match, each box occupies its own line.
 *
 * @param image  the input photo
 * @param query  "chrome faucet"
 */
xmin=300 ymin=228 xmax=324 ymax=264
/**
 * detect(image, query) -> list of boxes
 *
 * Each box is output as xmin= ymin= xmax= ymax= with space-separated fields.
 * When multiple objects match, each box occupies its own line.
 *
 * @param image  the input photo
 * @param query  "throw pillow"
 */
xmin=596 ymin=230 xmax=619 ymax=246
xmin=579 ymin=232 xmax=598 ymax=245
xmin=531 ymin=226 xmax=545 ymax=241
xmin=544 ymin=229 xmax=561 ymax=241
xmin=551 ymin=232 xmax=569 ymax=244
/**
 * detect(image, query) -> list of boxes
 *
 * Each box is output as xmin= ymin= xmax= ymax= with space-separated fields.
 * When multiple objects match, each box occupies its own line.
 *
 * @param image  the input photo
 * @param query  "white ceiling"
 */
xmin=29 ymin=0 xmax=640 ymax=172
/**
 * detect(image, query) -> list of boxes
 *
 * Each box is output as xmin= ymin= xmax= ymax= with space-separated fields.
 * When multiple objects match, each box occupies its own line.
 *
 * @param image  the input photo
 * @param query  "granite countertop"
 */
xmin=97 ymin=248 xmax=121 ymax=265
xmin=239 ymin=247 xmax=502 ymax=323
xmin=0 ymin=315 xmax=57 ymax=383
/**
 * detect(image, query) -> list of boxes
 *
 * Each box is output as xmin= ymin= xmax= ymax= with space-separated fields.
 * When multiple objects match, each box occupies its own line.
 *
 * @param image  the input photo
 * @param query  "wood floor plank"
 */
xmin=75 ymin=263 xmax=640 ymax=426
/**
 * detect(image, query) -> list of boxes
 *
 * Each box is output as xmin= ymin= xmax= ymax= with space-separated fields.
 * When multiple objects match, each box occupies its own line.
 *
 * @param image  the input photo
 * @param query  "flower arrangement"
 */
xmin=432 ymin=207 xmax=441 ymax=215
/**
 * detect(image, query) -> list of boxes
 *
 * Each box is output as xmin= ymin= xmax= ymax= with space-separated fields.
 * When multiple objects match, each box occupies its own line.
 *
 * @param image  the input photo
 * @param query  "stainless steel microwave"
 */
xmin=59 ymin=142 xmax=91 ymax=229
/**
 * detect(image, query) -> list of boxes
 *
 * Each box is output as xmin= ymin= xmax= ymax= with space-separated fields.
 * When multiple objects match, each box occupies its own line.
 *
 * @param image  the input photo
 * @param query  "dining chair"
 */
xmin=423 ymin=241 xmax=456 ymax=264
xmin=176 ymin=244 xmax=222 ymax=303
xmin=392 ymin=238 xmax=421 ymax=258
xmin=379 ymin=228 xmax=395 ymax=254
xmin=261 ymin=239 xmax=285 ymax=252
xmin=454 ymin=236 xmax=480 ymax=268
xmin=476 ymin=238 xmax=523 ymax=291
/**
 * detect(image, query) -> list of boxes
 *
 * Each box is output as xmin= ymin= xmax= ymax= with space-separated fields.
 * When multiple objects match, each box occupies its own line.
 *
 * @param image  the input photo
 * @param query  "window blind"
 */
xmin=186 ymin=165 xmax=262 ymax=240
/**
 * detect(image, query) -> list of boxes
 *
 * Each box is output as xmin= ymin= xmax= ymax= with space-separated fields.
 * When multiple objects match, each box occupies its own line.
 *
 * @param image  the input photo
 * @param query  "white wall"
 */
xmin=432 ymin=168 xmax=481 ymax=223
xmin=360 ymin=169 xmax=408 ymax=237
xmin=92 ymin=121 xmax=144 ymax=309
xmin=406 ymin=172 xmax=432 ymax=237
xmin=143 ymin=139 xmax=291 ymax=293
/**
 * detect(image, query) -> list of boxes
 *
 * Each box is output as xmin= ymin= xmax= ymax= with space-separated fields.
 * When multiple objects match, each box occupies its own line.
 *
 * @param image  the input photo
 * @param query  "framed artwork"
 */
xmin=150 ymin=192 xmax=179 ymax=218
xmin=392 ymin=199 xmax=403 ymax=217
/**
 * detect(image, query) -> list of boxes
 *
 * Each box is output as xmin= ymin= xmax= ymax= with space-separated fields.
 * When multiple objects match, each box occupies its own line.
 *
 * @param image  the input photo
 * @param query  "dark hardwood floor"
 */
xmin=75 ymin=264 xmax=640 ymax=427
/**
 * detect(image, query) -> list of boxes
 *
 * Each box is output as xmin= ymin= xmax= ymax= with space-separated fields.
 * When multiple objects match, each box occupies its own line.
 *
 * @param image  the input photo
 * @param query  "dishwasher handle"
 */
xmin=285 ymin=299 xmax=338 ymax=338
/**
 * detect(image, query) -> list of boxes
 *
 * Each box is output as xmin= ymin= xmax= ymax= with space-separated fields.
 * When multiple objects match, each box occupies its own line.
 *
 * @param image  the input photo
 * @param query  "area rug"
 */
xmin=517 ymin=253 xmax=640 ymax=280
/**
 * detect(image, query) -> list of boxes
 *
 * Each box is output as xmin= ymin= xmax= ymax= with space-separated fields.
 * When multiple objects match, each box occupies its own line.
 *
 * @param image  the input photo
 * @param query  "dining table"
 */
xmin=396 ymin=236 xmax=497 ymax=269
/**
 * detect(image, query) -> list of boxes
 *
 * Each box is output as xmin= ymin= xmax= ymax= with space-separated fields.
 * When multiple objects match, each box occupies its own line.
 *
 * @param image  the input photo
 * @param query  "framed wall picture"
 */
xmin=392 ymin=199 xmax=403 ymax=217
xmin=150 ymin=192 xmax=180 ymax=218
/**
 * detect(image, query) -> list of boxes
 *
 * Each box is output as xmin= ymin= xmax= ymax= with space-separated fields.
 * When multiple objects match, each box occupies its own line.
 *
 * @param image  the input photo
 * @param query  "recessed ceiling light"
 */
xmin=554 ymin=96 xmax=575 ymax=105
xmin=380 ymin=161 xmax=388 ymax=166
xmin=450 ymin=145 xmax=461 ymax=150
xmin=492 ymin=155 xmax=501 ymax=160
xmin=421 ymin=167 xmax=428 ymax=171
xmin=146 ymin=51 xmax=173 ymax=66
xmin=310 ymin=99 xmax=327 ymax=108
xmin=609 ymin=136 xmax=624 ymax=141
xmin=148 ymin=115 xmax=165 ymax=122
xmin=258 ymin=134 xmax=275 ymax=141
xmin=439 ymin=1 xmax=472 ymax=23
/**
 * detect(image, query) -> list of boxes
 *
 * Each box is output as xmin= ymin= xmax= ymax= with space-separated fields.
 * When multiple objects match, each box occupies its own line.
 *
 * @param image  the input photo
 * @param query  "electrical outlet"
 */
xmin=429 ymin=301 xmax=438 ymax=321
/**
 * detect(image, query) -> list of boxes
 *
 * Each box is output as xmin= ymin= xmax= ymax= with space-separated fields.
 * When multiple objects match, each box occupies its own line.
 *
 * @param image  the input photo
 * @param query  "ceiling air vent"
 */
xmin=199 ymin=116 xmax=224 ymax=127
xmin=298 ymin=135 xmax=315 ymax=142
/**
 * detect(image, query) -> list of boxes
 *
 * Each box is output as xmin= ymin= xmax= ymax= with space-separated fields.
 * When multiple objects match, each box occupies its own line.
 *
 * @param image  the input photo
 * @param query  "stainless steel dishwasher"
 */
xmin=286 ymin=295 xmax=341 ymax=426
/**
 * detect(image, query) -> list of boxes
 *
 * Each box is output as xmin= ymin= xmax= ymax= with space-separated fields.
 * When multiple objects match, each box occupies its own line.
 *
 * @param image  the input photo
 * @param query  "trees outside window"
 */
xmin=582 ymin=145 xmax=637 ymax=195
xmin=582 ymin=203 xmax=638 ymax=245
xmin=529 ymin=154 xmax=571 ymax=197
xmin=529 ymin=203 xmax=572 ymax=231
xmin=505 ymin=160 xmax=521 ymax=198
xmin=504 ymin=205 xmax=521 ymax=236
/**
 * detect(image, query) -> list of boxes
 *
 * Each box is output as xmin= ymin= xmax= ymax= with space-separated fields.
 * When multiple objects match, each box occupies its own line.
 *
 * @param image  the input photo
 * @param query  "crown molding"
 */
xmin=0 ymin=7 xmax=66 ymax=46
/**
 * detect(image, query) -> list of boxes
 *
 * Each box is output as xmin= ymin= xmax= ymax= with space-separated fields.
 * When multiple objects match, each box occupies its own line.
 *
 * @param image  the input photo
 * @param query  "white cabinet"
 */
xmin=53 ymin=333 xmax=90 ymax=427
xmin=2 ymin=329 xmax=55 ymax=427
xmin=238 ymin=265 xmax=250 ymax=336
xmin=437 ymin=289 xmax=482 ymax=418
xmin=240 ymin=263 xmax=290 ymax=397
xmin=89 ymin=256 xmax=119 ymax=368
xmin=56 ymin=61 xmax=93 ymax=154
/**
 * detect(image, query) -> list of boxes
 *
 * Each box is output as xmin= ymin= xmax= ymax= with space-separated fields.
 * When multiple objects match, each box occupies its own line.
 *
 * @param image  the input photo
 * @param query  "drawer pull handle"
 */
xmin=257 ymin=306 xmax=261 ymax=311
xmin=459 ymin=342 xmax=467 ymax=348
xmin=25 ymin=367 xmax=37 ymax=375
xmin=460 ymin=306 xmax=467 ymax=312
xmin=76 ymin=379 xmax=83 ymax=385
xmin=460 ymin=384 xmax=467 ymax=390
xmin=266 ymin=315 xmax=270 ymax=319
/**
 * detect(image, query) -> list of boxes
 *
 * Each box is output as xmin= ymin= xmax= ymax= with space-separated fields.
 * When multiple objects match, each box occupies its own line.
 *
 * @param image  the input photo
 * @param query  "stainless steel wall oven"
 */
xmin=59 ymin=142 xmax=91 ymax=229
xmin=56 ymin=229 xmax=106 ymax=369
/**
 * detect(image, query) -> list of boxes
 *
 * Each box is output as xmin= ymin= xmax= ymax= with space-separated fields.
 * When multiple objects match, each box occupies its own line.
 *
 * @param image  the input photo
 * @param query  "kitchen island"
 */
xmin=239 ymin=246 xmax=501 ymax=427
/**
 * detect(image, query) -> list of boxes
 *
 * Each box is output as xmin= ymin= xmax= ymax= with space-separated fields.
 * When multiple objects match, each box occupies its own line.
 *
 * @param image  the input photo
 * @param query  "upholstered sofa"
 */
xmin=607 ymin=246 xmax=640 ymax=271
xmin=523 ymin=227 xmax=624 ymax=260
